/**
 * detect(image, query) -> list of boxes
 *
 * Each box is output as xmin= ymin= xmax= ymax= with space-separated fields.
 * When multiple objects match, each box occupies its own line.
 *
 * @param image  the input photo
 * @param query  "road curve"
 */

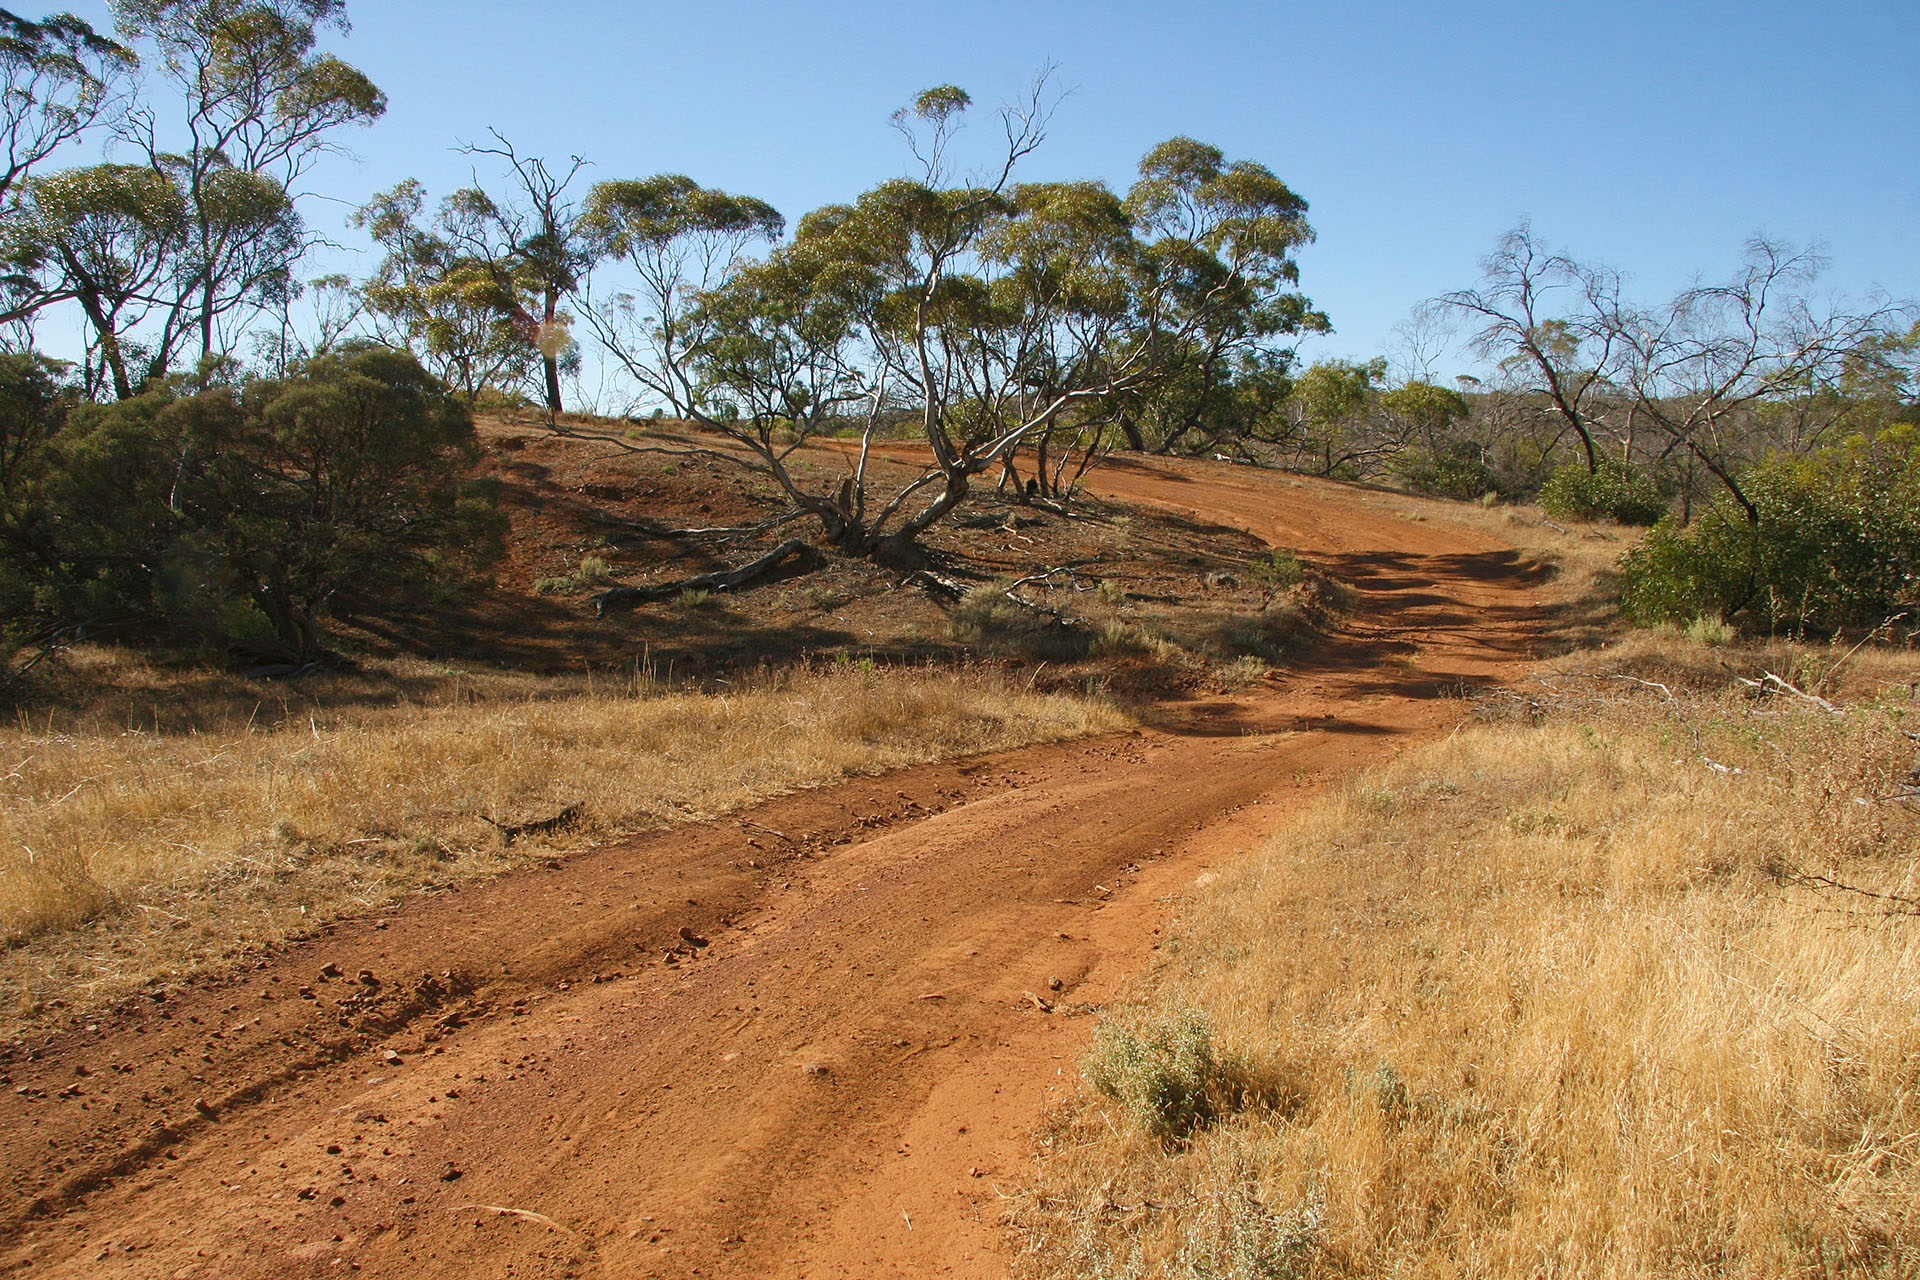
xmin=0 ymin=456 xmax=1547 ymax=1279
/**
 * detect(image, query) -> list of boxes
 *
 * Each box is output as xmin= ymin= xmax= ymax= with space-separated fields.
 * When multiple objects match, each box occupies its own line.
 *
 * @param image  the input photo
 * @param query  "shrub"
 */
xmin=1394 ymin=442 xmax=1497 ymax=500
xmin=1084 ymin=1006 xmax=1242 ymax=1138
xmin=5 ymin=345 xmax=498 ymax=662
xmin=1621 ymin=428 xmax=1920 ymax=634
xmin=1682 ymin=615 xmax=1735 ymax=646
xmin=1246 ymin=548 xmax=1305 ymax=591
xmin=1538 ymin=460 xmax=1669 ymax=525
xmin=534 ymin=556 xmax=614 ymax=596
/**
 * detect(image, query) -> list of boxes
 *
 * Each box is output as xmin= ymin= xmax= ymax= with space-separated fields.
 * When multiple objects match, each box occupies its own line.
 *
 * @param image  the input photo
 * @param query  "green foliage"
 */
xmin=1395 ymin=441 xmax=1497 ymax=499
xmin=1621 ymin=428 xmax=1920 ymax=634
xmin=532 ymin=554 xmax=611 ymax=596
xmin=1084 ymin=1007 xmax=1242 ymax=1139
xmin=352 ymin=179 xmax=535 ymax=401
xmin=3 ymin=345 xmax=495 ymax=661
xmin=1683 ymin=615 xmax=1736 ymax=646
xmin=1538 ymin=460 xmax=1669 ymax=525
xmin=1246 ymin=548 xmax=1304 ymax=590
xmin=0 ymin=10 xmax=133 ymax=211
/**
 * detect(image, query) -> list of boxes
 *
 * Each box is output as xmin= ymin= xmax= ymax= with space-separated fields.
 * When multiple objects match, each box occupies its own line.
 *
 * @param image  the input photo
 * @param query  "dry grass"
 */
xmin=1016 ymin=637 xmax=1920 ymax=1279
xmin=1 ymin=651 xmax=1125 ymax=1028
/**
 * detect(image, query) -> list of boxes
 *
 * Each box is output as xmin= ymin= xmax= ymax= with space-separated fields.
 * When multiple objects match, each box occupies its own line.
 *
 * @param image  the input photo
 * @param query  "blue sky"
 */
xmin=53 ymin=0 xmax=1920 ymax=383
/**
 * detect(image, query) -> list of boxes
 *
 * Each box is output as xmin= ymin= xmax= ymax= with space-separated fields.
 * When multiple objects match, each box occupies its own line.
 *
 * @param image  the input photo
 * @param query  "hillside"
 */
xmin=0 ymin=439 xmax=1573 ymax=1278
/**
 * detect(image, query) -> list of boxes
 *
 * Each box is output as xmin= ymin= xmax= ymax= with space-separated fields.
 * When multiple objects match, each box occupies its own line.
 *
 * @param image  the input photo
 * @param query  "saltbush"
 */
xmin=1084 ymin=1006 xmax=1242 ymax=1138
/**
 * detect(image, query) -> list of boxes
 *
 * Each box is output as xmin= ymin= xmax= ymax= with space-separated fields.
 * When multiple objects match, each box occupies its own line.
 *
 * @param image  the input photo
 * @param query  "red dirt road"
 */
xmin=0 ymin=458 xmax=1547 ymax=1279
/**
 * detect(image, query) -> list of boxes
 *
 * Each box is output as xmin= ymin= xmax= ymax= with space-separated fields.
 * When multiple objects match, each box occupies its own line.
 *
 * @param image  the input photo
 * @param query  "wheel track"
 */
xmin=0 ymin=456 xmax=1548 ymax=1278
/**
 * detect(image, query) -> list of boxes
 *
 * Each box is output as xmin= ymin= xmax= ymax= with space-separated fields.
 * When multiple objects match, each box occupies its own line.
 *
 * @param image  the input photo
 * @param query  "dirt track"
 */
xmin=0 ymin=457 xmax=1547 ymax=1278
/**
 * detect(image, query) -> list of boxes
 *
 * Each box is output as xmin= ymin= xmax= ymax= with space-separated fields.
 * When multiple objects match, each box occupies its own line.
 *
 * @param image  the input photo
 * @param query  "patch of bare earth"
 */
xmin=0 ymin=451 xmax=1555 ymax=1279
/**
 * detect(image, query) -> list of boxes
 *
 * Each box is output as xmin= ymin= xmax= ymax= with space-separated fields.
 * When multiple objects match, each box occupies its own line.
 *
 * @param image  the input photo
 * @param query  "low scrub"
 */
xmin=0 ymin=347 xmax=500 ymax=666
xmin=1621 ymin=428 xmax=1920 ymax=635
xmin=1084 ymin=1007 xmax=1248 ymax=1140
xmin=1538 ymin=459 xmax=1669 ymax=526
xmin=1017 ymin=643 xmax=1920 ymax=1278
xmin=0 ymin=657 xmax=1125 ymax=1026
xmin=1393 ymin=442 xmax=1499 ymax=501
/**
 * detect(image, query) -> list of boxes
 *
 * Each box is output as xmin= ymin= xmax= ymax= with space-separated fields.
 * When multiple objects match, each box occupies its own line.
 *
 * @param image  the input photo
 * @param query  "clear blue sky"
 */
xmin=57 ymin=0 xmax=1920 ymax=379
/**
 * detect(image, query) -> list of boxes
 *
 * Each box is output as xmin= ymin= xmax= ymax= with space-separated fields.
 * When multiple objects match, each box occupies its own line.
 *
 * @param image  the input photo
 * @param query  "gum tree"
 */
xmin=109 ymin=0 xmax=384 ymax=365
xmin=584 ymin=86 xmax=1322 ymax=562
xmin=0 ymin=10 xmax=135 ymax=331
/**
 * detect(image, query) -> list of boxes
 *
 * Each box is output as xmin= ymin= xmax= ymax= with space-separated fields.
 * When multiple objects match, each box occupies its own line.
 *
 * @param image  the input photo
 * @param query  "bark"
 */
xmin=592 ymin=538 xmax=810 ymax=616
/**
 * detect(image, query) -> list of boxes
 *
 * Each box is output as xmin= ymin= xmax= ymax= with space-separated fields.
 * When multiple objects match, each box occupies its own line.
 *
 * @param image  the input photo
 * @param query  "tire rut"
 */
xmin=0 ymin=458 xmax=1550 ymax=1279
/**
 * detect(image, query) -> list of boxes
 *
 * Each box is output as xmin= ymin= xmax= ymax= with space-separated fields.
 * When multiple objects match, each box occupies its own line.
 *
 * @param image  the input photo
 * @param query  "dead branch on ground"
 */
xmin=592 ymin=539 xmax=811 ymax=616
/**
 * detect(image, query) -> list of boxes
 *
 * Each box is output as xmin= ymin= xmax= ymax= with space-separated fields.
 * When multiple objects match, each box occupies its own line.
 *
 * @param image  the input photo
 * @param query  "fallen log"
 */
xmin=592 ymin=538 xmax=811 ymax=616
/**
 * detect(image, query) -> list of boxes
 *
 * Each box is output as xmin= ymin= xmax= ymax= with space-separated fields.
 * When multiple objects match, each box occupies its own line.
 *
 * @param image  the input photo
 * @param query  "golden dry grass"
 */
xmin=1017 ymin=640 xmax=1920 ymax=1279
xmin=1 ymin=653 xmax=1124 ymax=1028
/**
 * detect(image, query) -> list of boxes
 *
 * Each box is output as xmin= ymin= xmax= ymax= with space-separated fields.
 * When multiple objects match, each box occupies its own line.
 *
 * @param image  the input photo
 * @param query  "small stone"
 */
xmin=677 ymin=927 xmax=709 ymax=948
xmin=801 ymin=1061 xmax=830 ymax=1077
xmin=1047 ymin=976 xmax=1064 ymax=992
xmin=192 ymin=1097 xmax=218 ymax=1121
xmin=381 ymin=1050 xmax=401 ymax=1065
xmin=357 ymin=971 xmax=380 ymax=988
xmin=439 ymin=1163 xmax=463 ymax=1182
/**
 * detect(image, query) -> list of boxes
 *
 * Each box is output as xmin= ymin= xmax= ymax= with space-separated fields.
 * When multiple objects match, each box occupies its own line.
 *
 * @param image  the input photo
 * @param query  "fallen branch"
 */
xmin=1608 ymin=674 xmax=1676 ymax=702
xmin=661 ymin=509 xmax=807 ymax=540
xmin=906 ymin=568 xmax=969 ymax=599
xmin=593 ymin=539 xmax=811 ymax=616
xmin=480 ymin=802 xmax=584 ymax=845
xmin=1766 ymin=861 xmax=1920 ymax=916
xmin=1006 ymin=561 xmax=1096 ymax=594
xmin=1731 ymin=669 xmax=1844 ymax=715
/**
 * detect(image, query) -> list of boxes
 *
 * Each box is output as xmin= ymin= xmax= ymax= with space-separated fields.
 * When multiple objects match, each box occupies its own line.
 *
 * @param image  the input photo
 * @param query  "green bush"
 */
xmin=1246 ymin=548 xmax=1305 ymax=591
xmin=1621 ymin=429 xmax=1920 ymax=635
xmin=1394 ymin=442 xmax=1497 ymax=500
xmin=1538 ymin=460 xmax=1669 ymax=525
xmin=2 ymin=345 xmax=499 ymax=663
xmin=1084 ymin=1007 xmax=1242 ymax=1138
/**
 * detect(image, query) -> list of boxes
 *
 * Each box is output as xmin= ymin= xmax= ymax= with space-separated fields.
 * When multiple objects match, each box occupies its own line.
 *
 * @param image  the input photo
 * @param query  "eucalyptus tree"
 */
xmin=1611 ymin=239 xmax=1910 ymax=523
xmin=0 ymin=10 xmax=132 ymax=204
xmin=1264 ymin=357 xmax=1384 ymax=476
xmin=10 ymin=162 xmax=183 ymax=397
xmin=1438 ymin=223 xmax=1622 ymax=474
xmin=459 ymin=131 xmax=592 ymax=413
xmin=0 ymin=10 xmax=135 ymax=333
xmin=586 ymin=87 xmax=1322 ymax=562
xmin=352 ymin=178 xmax=536 ymax=402
xmin=108 ymin=0 xmax=383 ymax=366
xmin=1445 ymin=228 xmax=1912 ymax=521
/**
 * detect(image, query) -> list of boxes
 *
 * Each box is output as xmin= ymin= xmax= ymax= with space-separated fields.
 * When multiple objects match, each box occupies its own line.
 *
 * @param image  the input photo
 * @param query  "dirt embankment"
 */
xmin=0 ymin=456 xmax=1549 ymax=1279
